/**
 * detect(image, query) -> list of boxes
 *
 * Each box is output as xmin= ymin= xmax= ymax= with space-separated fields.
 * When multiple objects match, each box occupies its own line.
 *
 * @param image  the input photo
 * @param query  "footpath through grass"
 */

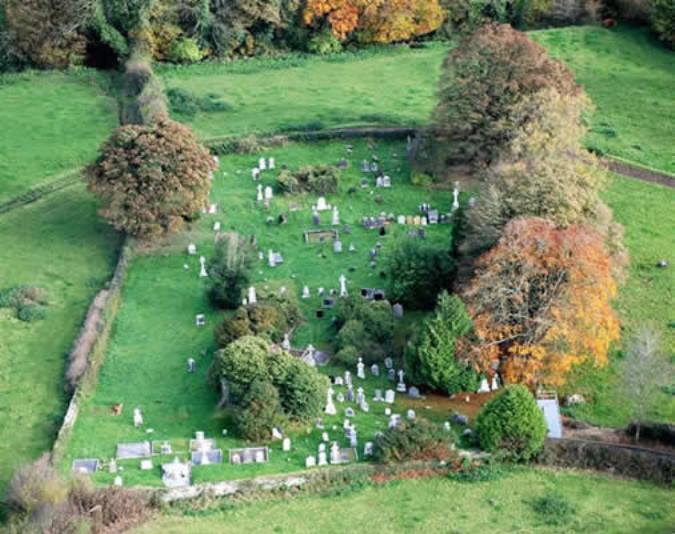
xmin=134 ymin=468 xmax=675 ymax=533
xmin=0 ymin=70 xmax=118 ymax=203
xmin=63 ymin=139 xmax=461 ymax=486
xmin=0 ymin=185 xmax=121 ymax=498
xmin=533 ymin=25 xmax=675 ymax=175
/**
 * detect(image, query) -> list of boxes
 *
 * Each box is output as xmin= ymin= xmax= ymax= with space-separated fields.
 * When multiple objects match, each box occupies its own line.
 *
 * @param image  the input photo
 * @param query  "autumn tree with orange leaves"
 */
xmin=462 ymin=217 xmax=620 ymax=388
xmin=303 ymin=0 xmax=444 ymax=43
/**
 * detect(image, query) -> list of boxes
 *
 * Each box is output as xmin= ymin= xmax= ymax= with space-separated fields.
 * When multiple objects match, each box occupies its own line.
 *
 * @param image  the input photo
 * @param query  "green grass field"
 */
xmin=157 ymin=45 xmax=448 ymax=139
xmin=564 ymin=175 xmax=675 ymax=427
xmin=0 ymin=185 xmax=121 ymax=497
xmin=62 ymin=139 xmax=463 ymax=486
xmin=0 ymin=70 xmax=118 ymax=203
xmin=160 ymin=26 xmax=674 ymax=176
xmin=134 ymin=469 xmax=675 ymax=533
xmin=533 ymin=26 xmax=675 ymax=175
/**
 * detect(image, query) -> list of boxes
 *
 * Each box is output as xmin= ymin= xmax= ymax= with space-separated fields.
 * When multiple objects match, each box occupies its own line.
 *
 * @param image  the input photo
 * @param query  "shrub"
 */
xmin=6 ymin=454 xmax=67 ymax=514
xmin=410 ymin=171 xmax=433 ymax=187
xmin=168 ymin=36 xmax=203 ymax=63
xmin=433 ymin=23 xmax=578 ymax=167
xmin=85 ymin=119 xmax=216 ymax=238
xmin=334 ymin=297 xmax=396 ymax=363
xmin=475 ymin=385 xmax=547 ymax=461
xmin=215 ymin=308 xmax=253 ymax=347
xmin=374 ymin=418 xmax=453 ymax=463
xmin=386 ymin=238 xmax=455 ymax=310
xmin=0 ymin=285 xmax=48 ymax=322
xmin=208 ymin=233 xmax=257 ymax=309
xmin=651 ymin=0 xmax=675 ymax=48
xmin=530 ymin=493 xmax=576 ymax=525
xmin=276 ymin=165 xmax=340 ymax=195
xmin=405 ymin=292 xmax=478 ymax=394
xmin=167 ymin=87 xmax=233 ymax=118
xmin=335 ymin=345 xmax=360 ymax=367
xmin=235 ymin=379 xmax=284 ymax=441
xmin=307 ymin=30 xmax=342 ymax=54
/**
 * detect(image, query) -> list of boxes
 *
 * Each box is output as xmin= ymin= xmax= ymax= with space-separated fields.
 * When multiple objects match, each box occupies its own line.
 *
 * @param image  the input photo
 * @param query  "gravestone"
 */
xmin=392 ymin=303 xmax=404 ymax=319
xmin=162 ymin=458 xmax=190 ymax=488
xmin=384 ymin=390 xmax=396 ymax=404
xmin=72 ymin=459 xmax=99 ymax=475
xmin=305 ymin=456 xmax=316 ymax=468
xmin=408 ymin=386 xmax=421 ymax=399
xmin=116 ymin=441 xmax=151 ymax=460
xmin=370 ymin=364 xmax=380 ymax=377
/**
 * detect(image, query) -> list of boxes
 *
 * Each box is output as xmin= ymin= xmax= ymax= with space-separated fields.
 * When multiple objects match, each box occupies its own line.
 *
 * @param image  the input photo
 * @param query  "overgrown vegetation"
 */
xmin=207 ymin=233 xmax=257 ymax=309
xmin=277 ymin=164 xmax=341 ymax=195
xmin=373 ymin=418 xmax=453 ymax=463
xmin=0 ymin=286 xmax=48 ymax=322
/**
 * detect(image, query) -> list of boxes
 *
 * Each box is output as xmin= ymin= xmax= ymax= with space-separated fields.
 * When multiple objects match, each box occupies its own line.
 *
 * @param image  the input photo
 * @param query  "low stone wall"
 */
xmin=52 ymin=240 xmax=133 ymax=464
xmin=538 ymin=438 xmax=675 ymax=485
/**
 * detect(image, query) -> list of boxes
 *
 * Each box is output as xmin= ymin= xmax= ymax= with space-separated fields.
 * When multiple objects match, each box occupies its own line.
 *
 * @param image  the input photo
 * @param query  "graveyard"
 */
xmin=1 ymin=8 xmax=674 ymax=532
xmin=61 ymin=138 xmax=467 ymax=487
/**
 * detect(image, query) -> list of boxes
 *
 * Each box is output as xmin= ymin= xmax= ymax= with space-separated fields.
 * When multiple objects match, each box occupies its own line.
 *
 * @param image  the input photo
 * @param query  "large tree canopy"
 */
xmin=462 ymin=217 xmax=620 ymax=387
xmin=433 ymin=23 xmax=579 ymax=167
xmin=85 ymin=119 xmax=216 ymax=238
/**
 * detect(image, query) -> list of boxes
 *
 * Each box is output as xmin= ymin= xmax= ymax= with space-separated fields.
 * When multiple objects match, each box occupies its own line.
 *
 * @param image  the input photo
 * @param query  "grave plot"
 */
xmin=62 ymin=139 xmax=465 ymax=487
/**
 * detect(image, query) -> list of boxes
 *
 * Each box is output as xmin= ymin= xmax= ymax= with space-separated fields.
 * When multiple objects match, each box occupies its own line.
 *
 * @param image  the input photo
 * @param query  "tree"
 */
xmin=4 ymin=0 xmax=92 ymax=68
xmin=234 ymin=379 xmax=284 ymax=441
xmin=433 ymin=23 xmax=578 ymax=167
xmin=216 ymin=335 xmax=271 ymax=401
xmin=405 ymin=292 xmax=478 ymax=394
xmin=207 ymin=233 xmax=256 ymax=309
xmin=85 ymin=119 xmax=216 ymax=238
xmin=650 ymin=0 xmax=675 ymax=49
xmin=462 ymin=217 xmax=620 ymax=387
xmin=475 ymin=385 xmax=547 ymax=461
xmin=621 ymin=326 xmax=672 ymax=441
xmin=303 ymin=0 xmax=444 ymax=43
xmin=386 ymin=238 xmax=455 ymax=310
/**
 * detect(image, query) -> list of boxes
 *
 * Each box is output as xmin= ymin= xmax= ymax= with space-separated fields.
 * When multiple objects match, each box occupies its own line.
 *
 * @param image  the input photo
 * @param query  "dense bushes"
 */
xmin=374 ymin=418 xmax=453 ymax=462
xmin=277 ymin=165 xmax=341 ymax=195
xmin=84 ymin=119 xmax=216 ymax=238
xmin=404 ymin=292 xmax=478 ymax=394
xmin=167 ymin=87 xmax=232 ymax=117
xmin=650 ymin=0 xmax=675 ymax=48
xmin=0 ymin=285 xmax=48 ymax=322
xmin=7 ymin=454 xmax=154 ymax=532
xmin=215 ymin=336 xmax=327 ymax=438
xmin=215 ymin=292 xmax=304 ymax=346
xmin=386 ymin=238 xmax=455 ymax=310
xmin=334 ymin=296 xmax=396 ymax=365
xmin=475 ymin=385 xmax=547 ymax=461
xmin=207 ymin=233 xmax=257 ymax=309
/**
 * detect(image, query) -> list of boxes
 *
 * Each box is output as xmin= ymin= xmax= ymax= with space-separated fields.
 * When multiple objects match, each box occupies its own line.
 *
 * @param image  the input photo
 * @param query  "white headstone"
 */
xmin=305 ymin=455 xmax=316 ymax=468
xmin=330 ymin=442 xmax=341 ymax=464
xmin=318 ymin=451 xmax=328 ymax=466
xmin=452 ymin=181 xmax=460 ymax=210
xmin=363 ymin=442 xmax=374 ymax=456
xmin=258 ymin=157 xmax=266 ymax=170
xmin=406 ymin=409 xmax=416 ymax=420
xmin=199 ymin=256 xmax=208 ymax=278
xmin=256 ymin=184 xmax=263 ymax=202
xmin=325 ymin=387 xmax=337 ymax=415
xmin=357 ymin=357 xmax=365 ymax=379
xmin=264 ymin=186 xmax=273 ymax=201
xmin=247 ymin=286 xmax=257 ymax=305
xmin=302 ymin=285 xmax=311 ymax=299
xmin=339 ymin=274 xmax=348 ymax=298
xmin=331 ymin=206 xmax=340 ymax=226
xmin=282 ymin=438 xmax=291 ymax=452
xmin=252 ymin=167 xmax=260 ymax=181
xmin=133 ymin=408 xmax=143 ymax=427
xmin=187 ymin=243 xmax=197 ymax=255
xmin=316 ymin=197 xmax=328 ymax=211
xmin=213 ymin=221 xmax=221 ymax=232
xmin=114 ymin=475 xmax=123 ymax=487
xmin=491 ymin=375 xmax=500 ymax=391
xmin=281 ymin=333 xmax=291 ymax=351
xmin=268 ymin=157 xmax=275 ymax=169
xmin=384 ymin=390 xmax=396 ymax=404
xmin=478 ymin=378 xmax=490 ymax=393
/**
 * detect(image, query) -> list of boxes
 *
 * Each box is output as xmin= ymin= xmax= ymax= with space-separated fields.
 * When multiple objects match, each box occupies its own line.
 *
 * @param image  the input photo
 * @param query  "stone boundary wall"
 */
xmin=0 ymin=171 xmax=80 ymax=215
xmin=538 ymin=438 xmax=675 ymax=485
xmin=51 ymin=240 xmax=133 ymax=464
xmin=204 ymin=125 xmax=675 ymax=189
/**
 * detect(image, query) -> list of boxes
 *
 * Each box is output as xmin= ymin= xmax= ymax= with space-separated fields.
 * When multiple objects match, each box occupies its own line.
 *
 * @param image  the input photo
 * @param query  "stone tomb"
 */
xmin=116 ymin=441 xmax=152 ymax=460
xmin=304 ymin=229 xmax=339 ymax=244
xmin=229 ymin=447 xmax=270 ymax=465
xmin=191 ymin=449 xmax=223 ymax=466
xmin=162 ymin=458 xmax=191 ymax=488
xmin=71 ymin=459 xmax=99 ymax=475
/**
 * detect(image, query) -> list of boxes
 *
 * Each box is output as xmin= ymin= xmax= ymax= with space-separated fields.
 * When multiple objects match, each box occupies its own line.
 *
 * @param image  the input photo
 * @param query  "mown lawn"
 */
xmin=0 ymin=185 xmax=121 ymax=498
xmin=134 ymin=469 xmax=675 ymax=533
xmin=533 ymin=25 xmax=675 ymax=175
xmin=157 ymin=44 xmax=449 ymax=139
xmin=0 ymin=70 xmax=118 ymax=203
xmin=62 ymin=139 xmax=462 ymax=486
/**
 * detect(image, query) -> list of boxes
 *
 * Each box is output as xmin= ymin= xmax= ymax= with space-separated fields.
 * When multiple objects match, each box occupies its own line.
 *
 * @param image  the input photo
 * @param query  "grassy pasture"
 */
xmin=157 ymin=45 xmax=448 ymax=139
xmin=134 ymin=469 xmax=675 ymax=533
xmin=0 ymin=70 xmax=118 ymax=202
xmin=0 ymin=185 xmax=121 ymax=497
xmin=62 ymin=139 xmax=462 ymax=486
xmin=533 ymin=26 xmax=675 ymax=175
